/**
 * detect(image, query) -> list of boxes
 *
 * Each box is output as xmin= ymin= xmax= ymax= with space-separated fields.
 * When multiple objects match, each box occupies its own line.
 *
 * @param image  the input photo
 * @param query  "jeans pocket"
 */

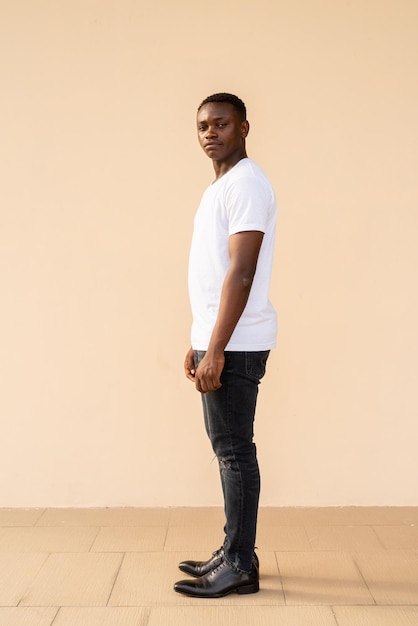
xmin=245 ymin=351 xmax=270 ymax=380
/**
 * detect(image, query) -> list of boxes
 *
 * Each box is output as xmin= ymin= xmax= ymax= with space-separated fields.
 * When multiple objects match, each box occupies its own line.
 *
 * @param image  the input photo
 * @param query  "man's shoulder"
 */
xmin=223 ymin=159 xmax=274 ymax=201
xmin=226 ymin=158 xmax=272 ymax=187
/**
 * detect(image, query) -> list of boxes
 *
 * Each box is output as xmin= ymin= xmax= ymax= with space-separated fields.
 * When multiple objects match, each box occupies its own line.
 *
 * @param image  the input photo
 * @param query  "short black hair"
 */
xmin=198 ymin=93 xmax=247 ymax=121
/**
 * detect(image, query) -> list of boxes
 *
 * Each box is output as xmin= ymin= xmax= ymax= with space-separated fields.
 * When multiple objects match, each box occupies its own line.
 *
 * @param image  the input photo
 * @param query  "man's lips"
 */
xmin=204 ymin=142 xmax=221 ymax=148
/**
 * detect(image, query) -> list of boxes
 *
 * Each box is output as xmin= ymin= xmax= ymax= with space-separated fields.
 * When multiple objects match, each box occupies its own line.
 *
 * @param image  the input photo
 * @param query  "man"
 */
xmin=174 ymin=93 xmax=277 ymax=598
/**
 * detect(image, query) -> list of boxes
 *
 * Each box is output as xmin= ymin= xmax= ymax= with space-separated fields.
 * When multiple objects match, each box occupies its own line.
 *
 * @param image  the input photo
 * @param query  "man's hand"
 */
xmin=194 ymin=352 xmax=225 ymax=394
xmin=184 ymin=347 xmax=225 ymax=393
xmin=184 ymin=347 xmax=196 ymax=382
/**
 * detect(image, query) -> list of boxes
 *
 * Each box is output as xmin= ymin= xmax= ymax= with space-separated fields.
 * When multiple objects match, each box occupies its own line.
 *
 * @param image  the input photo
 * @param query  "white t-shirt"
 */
xmin=188 ymin=158 xmax=277 ymax=351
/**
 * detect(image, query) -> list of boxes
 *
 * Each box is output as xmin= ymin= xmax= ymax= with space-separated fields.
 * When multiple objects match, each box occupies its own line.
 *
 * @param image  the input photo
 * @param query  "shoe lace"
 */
xmin=210 ymin=559 xmax=227 ymax=576
xmin=212 ymin=547 xmax=223 ymax=558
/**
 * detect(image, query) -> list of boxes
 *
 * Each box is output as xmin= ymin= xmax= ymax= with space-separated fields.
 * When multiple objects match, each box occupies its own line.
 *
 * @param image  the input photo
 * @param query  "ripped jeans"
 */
xmin=195 ymin=350 xmax=269 ymax=573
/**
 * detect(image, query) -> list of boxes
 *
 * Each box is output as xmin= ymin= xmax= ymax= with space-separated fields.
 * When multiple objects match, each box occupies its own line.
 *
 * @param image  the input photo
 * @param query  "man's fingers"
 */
xmin=185 ymin=365 xmax=196 ymax=382
xmin=195 ymin=375 xmax=222 ymax=394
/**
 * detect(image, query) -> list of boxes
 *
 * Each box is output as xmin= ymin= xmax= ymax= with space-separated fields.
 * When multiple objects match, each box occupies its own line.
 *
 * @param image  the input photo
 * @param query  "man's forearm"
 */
xmin=206 ymin=267 xmax=254 ymax=356
xmin=193 ymin=268 xmax=254 ymax=393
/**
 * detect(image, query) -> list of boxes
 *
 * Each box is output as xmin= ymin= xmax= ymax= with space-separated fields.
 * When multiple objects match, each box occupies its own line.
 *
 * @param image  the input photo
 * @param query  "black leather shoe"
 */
xmin=178 ymin=548 xmax=224 ymax=577
xmin=178 ymin=547 xmax=259 ymax=577
xmin=174 ymin=558 xmax=259 ymax=598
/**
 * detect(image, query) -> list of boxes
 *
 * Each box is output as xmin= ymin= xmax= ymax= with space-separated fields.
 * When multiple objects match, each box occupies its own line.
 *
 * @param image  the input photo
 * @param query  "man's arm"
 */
xmin=193 ymin=230 xmax=264 ymax=393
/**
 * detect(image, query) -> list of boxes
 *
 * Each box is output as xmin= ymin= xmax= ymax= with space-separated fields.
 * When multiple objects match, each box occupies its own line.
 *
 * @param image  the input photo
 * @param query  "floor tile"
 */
xmin=1 ymin=506 xmax=417 ymax=622
xmin=305 ymin=525 xmax=384 ymax=551
xmin=148 ymin=606 xmax=337 ymax=626
xmin=108 ymin=552 xmax=178 ymax=607
xmin=256 ymin=525 xmax=311 ymax=551
xmin=0 ymin=527 xmax=98 ymax=552
xmin=20 ymin=553 xmax=123 ymax=607
xmin=278 ymin=551 xmax=374 ymax=605
xmin=164 ymin=525 xmax=224 ymax=551
xmin=258 ymin=507 xmax=418 ymax=526
xmin=354 ymin=551 xmax=418 ymax=604
xmin=0 ymin=509 xmax=44 ymax=527
xmin=0 ymin=608 xmax=58 ymax=626
xmin=169 ymin=507 xmax=225 ymax=526
xmin=109 ymin=551 xmax=283 ymax=606
xmin=0 ymin=554 xmax=48 ymax=606
xmin=91 ymin=526 xmax=166 ymax=552
xmin=372 ymin=525 xmax=418 ymax=549
xmin=53 ymin=607 xmax=149 ymax=626
xmin=36 ymin=508 xmax=170 ymax=527
xmin=333 ymin=605 xmax=418 ymax=625
xmin=258 ymin=508 xmax=316 ymax=526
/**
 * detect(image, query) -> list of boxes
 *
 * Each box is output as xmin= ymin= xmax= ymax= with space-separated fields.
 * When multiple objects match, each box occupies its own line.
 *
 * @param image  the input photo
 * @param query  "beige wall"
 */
xmin=1 ymin=0 xmax=417 ymax=507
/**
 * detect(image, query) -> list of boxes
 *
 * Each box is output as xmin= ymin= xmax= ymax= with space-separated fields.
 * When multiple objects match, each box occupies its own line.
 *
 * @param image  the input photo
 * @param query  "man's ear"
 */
xmin=241 ymin=120 xmax=250 ymax=138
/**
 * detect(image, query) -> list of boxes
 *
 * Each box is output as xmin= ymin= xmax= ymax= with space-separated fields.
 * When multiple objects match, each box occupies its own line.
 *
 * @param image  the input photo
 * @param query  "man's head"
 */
xmin=197 ymin=93 xmax=249 ymax=167
xmin=197 ymin=93 xmax=247 ymax=122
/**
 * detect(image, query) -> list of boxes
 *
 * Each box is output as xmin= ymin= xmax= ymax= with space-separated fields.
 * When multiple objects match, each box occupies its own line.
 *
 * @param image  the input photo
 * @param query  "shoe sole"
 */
xmin=174 ymin=582 xmax=259 ymax=598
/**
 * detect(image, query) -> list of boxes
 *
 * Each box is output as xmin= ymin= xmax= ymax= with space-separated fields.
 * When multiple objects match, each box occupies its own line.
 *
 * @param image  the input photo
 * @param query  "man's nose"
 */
xmin=205 ymin=125 xmax=217 ymax=138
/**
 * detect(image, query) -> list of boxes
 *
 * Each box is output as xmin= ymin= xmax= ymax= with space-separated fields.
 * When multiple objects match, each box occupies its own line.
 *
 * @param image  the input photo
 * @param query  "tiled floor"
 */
xmin=0 ymin=507 xmax=417 ymax=625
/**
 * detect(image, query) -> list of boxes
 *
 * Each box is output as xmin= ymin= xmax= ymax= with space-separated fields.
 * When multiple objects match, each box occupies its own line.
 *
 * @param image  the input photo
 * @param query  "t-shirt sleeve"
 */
xmin=224 ymin=176 xmax=272 ymax=236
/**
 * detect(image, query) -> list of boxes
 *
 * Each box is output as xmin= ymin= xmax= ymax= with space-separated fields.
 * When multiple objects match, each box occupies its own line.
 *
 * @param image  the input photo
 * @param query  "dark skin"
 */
xmin=185 ymin=101 xmax=264 ymax=393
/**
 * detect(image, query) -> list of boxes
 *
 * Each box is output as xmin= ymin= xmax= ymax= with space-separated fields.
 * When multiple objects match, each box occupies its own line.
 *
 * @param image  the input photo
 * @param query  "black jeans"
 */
xmin=195 ymin=350 xmax=269 ymax=573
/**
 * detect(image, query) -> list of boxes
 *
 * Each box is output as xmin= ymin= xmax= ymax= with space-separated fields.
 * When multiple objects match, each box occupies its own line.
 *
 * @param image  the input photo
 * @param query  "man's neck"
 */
xmin=212 ymin=152 xmax=248 ymax=181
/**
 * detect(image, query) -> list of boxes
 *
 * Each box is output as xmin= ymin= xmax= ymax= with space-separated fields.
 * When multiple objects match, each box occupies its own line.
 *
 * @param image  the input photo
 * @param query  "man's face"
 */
xmin=196 ymin=102 xmax=249 ymax=164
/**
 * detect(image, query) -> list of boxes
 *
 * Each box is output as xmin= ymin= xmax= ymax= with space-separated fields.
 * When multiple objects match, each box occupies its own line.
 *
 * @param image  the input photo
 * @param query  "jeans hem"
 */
xmin=223 ymin=551 xmax=252 ymax=575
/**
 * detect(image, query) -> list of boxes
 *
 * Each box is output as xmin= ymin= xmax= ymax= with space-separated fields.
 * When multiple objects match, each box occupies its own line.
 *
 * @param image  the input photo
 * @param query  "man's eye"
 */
xmin=217 ymin=123 xmax=226 ymax=128
xmin=198 ymin=126 xmax=207 ymax=131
